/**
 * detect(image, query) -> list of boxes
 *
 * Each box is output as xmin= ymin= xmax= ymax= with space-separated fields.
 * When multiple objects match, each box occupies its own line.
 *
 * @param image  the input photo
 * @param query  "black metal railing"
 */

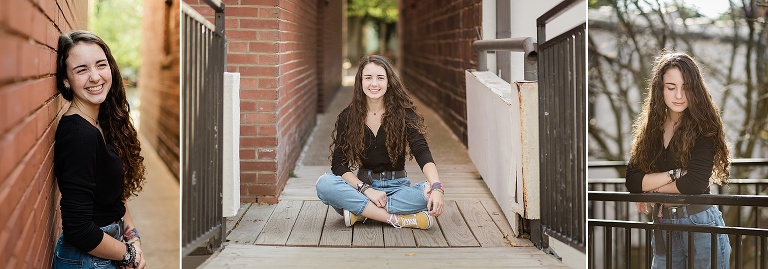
xmin=181 ymin=0 xmax=226 ymax=257
xmin=588 ymin=159 xmax=768 ymax=268
xmin=536 ymin=0 xmax=586 ymax=252
xmin=589 ymin=192 xmax=768 ymax=269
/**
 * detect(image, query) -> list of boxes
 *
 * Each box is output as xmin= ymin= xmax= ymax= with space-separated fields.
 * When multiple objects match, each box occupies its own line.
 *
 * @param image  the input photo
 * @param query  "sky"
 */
xmin=666 ymin=0 xmax=732 ymax=18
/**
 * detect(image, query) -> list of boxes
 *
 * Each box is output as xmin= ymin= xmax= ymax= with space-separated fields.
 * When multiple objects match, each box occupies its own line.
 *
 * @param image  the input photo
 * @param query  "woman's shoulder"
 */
xmin=56 ymin=114 xmax=101 ymax=142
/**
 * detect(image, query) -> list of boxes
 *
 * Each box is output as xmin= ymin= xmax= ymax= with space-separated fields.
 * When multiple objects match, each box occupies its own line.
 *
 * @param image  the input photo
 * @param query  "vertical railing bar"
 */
xmin=646 ymin=228 xmax=652 ymax=268
xmin=606 ymin=226 xmax=613 ymax=267
xmin=761 ymin=236 xmax=766 ymax=269
xmin=666 ymin=229 xmax=672 ymax=269
xmin=625 ymin=227 xmax=631 ymax=269
xmin=711 ymin=233 xmax=717 ymax=269
xmin=736 ymin=235 xmax=742 ymax=269
xmin=688 ymin=231 xmax=694 ymax=269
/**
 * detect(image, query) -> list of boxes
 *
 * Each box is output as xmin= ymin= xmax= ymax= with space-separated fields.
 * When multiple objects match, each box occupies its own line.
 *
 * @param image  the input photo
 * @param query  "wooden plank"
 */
xmin=285 ymin=201 xmax=328 ymax=247
xmin=200 ymin=245 xmax=569 ymax=268
xmin=412 ymin=218 xmax=449 ymax=247
xmin=382 ymin=222 xmax=416 ymax=247
xmin=480 ymin=200 xmax=534 ymax=247
xmin=319 ymin=207 xmax=352 ymax=247
xmin=437 ymin=200 xmax=480 ymax=247
xmin=254 ymin=200 xmax=303 ymax=245
xmin=227 ymin=203 xmax=277 ymax=245
xmin=352 ymin=220 xmax=384 ymax=247
xmin=457 ymin=200 xmax=507 ymax=247
xmin=225 ymin=203 xmax=250 ymax=236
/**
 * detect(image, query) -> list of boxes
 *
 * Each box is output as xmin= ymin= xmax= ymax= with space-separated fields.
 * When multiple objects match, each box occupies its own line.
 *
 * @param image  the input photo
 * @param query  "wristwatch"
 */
xmin=668 ymin=169 xmax=676 ymax=182
xmin=115 ymin=242 xmax=136 ymax=266
xmin=357 ymin=182 xmax=365 ymax=191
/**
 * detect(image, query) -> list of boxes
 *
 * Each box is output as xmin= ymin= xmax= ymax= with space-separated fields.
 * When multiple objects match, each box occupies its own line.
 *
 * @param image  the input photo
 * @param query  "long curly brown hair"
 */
xmin=56 ymin=30 xmax=146 ymax=200
xmin=330 ymin=55 xmax=428 ymax=168
xmin=629 ymin=51 xmax=730 ymax=185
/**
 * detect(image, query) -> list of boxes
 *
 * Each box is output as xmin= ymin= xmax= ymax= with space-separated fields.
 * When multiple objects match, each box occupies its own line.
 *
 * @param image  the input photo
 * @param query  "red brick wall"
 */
xmin=0 ymin=0 xmax=88 ymax=267
xmin=139 ymin=0 xmax=181 ymax=179
xmin=186 ymin=0 xmax=329 ymax=203
xmin=399 ymin=0 xmax=482 ymax=145
xmin=317 ymin=0 xmax=343 ymax=112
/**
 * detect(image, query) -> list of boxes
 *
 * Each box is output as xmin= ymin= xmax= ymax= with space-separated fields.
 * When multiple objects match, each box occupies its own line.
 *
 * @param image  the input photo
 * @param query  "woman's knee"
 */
xmin=315 ymin=173 xmax=340 ymax=197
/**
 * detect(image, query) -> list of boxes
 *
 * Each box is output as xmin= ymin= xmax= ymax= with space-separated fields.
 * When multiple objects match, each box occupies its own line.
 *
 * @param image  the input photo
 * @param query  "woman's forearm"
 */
xmin=422 ymin=162 xmax=440 ymax=184
xmin=86 ymin=233 xmax=127 ymax=260
xmin=641 ymin=171 xmax=674 ymax=192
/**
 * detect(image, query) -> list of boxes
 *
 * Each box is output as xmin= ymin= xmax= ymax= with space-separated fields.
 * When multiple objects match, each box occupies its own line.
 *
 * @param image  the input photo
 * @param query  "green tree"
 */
xmin=89 ymin=0 xmax=143 ymax=84
xmin=347 ymin=0 xmax=398 ymax=60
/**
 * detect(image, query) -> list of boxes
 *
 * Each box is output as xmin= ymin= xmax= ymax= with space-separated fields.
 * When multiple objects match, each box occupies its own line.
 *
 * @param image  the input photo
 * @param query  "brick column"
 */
xmin=187 ymin=0 xmax=321 ymax=203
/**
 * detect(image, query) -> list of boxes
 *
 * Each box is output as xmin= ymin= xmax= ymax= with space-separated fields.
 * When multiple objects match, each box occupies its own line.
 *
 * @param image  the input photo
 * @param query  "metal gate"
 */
xmin=181 ymin=0 xmax=226 ymax=257
xmin=536 ymin=0 xmax=587 ymax=253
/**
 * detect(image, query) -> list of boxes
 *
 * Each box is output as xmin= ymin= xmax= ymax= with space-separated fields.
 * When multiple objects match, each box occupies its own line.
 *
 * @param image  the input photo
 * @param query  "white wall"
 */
xmin=466 ymin=70 xmax=541 ymax=234
xmin=483 ymin=0 xmax=586 ymax=82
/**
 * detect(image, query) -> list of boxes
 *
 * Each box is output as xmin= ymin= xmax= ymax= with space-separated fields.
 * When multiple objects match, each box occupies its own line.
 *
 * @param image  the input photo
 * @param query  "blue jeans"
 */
xmin=651 ymin=206 xmax=731 ymax=269
xmin=52 ymin=222 xmax=122 ymax=269
xmin=316 ymin=173 xmax=429 ymax=215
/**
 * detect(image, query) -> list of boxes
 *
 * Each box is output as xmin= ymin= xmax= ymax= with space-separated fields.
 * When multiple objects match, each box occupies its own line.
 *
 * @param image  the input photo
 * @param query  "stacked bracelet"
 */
xmin=123 ymin=227 xmax=141 ymax=244
xmin=358 ymin=183 xmax=372 ymax=194
xmin=428 ymin=182 xmax=444 ymax=194
xmin=114 ymin=242 xmax=137 ymax=267
xmin=667 ymin=169 xmax=677 ymax=182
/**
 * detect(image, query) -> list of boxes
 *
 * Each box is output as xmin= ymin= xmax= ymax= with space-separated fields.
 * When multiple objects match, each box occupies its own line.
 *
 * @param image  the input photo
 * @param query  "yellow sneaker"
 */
xmin=343 ymin=209 xmax=367 ymax=227
xmin=387 ymin=211 xmax=434 ymax=229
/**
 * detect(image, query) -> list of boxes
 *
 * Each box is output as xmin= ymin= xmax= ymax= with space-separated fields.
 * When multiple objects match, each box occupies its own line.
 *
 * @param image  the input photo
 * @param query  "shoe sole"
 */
xmin=344 ymin=210 xmax=353 ymax=227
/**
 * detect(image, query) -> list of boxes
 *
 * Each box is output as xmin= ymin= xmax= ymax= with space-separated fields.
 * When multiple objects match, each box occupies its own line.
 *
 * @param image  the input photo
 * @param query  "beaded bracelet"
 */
xmin=114 ymin=242 xmax=137 ymax=267
xmin=123 ymin=227 xmax=140 ymax=244
xmin=428 ymin=182 xmax=444 ymax=194
xmin=359 ymin=183 xmax=372 ymax=194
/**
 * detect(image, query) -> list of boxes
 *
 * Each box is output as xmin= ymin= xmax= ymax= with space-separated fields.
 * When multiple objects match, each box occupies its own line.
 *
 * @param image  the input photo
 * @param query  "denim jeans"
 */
xmin=53 ymin=222 xmax=122 ymax=269
xmin=316 ymin=173 xmax=429 ymax=215
xmin=651 ymin=206 xmax=731 ymax=269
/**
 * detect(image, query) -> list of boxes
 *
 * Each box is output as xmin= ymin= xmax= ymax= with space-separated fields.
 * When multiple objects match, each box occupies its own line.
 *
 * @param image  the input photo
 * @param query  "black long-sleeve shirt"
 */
xmin=625 ymin=135 xmax=715 ymax=194
xmin=331 ymin=108 xmax=435 ymax=177
xmin=54 ymin=114 xmax=125 ymax=252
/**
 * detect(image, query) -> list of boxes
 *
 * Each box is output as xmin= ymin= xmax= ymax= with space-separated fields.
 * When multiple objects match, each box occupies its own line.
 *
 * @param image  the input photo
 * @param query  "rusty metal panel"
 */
xmin=181 ymin=2 xmax=226 ymax=257
xmin=537 ymin=22 xmax=586 ymax=252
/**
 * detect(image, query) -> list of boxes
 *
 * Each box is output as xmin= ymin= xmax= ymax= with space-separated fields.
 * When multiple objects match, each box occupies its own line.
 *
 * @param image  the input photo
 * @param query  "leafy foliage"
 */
xmin=89 ymin=0 xmax=143 ymax=82
xmin=347 ymin=0 xmax=398 ymax=23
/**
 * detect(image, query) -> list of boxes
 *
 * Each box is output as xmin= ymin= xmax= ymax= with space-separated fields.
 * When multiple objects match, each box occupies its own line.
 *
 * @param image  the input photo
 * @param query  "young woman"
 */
xmin=315 ymin=55 xmax=444 ymax=229
xmin=625 ymin=51 xmax=731 ymax=268
xmin=53 ymin=31 xmax=147 ymax=269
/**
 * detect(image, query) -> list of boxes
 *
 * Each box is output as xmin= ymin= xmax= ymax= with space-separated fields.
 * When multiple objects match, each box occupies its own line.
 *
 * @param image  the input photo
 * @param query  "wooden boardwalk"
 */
xmin=199 ymin=165 xmax=567 ymax=268
xmin=224 ymin=165 xmax=531 ymax=248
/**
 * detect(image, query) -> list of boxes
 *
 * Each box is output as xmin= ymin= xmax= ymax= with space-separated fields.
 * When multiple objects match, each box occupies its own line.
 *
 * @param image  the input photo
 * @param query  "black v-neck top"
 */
xmin=54 ymin=114 xmax=125 ymax=252
xmin=625 ymin=135 xmax=715 ymax=194
xmin=331 ymin=108 xmax=434 ymax=177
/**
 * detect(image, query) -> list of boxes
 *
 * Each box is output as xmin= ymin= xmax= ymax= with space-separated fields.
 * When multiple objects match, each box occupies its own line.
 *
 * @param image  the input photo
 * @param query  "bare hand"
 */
xmin=364 ymin=188 xmax=387 ymax=208
xmin=427 ymin=190 xmax=444 ymax=217
xmin=637 ymin=202 xmax=650 ymax=215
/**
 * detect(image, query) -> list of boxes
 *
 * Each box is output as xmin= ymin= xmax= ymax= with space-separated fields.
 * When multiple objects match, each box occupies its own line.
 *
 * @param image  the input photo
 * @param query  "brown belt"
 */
xmin=357 ymin=169 xmax=407 ymax=184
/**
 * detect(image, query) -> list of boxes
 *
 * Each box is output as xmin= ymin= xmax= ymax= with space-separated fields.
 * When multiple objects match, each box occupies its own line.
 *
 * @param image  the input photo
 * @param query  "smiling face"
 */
xmin=63 ymin=42 xmax=112 ymax=107
xmin=662 ymin=67 xmax=688 ymax=116
xmin=361 ymin=63 xmax=388 ymax=100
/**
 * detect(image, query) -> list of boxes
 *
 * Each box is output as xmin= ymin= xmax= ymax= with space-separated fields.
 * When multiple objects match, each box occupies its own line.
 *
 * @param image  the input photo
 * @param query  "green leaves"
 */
xmin=347 ymin=0 xmax=398 ymax=23
xmin=89 ymin=0 xmax=143 ymax=83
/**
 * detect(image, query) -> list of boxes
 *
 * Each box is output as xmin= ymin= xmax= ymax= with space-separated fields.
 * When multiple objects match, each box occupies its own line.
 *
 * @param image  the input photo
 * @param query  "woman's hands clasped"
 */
xmin=364 ymin=188 xmax=388 ymax=208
